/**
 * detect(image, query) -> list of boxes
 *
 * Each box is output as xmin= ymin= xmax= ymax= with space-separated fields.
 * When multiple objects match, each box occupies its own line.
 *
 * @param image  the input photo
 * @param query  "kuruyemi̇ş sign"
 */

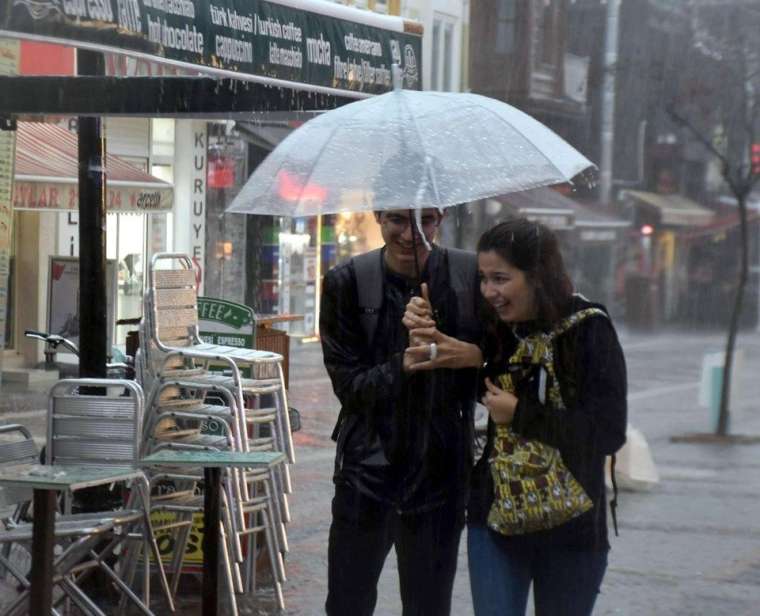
xmin=1 ymin=0 xmax=423 ymax=96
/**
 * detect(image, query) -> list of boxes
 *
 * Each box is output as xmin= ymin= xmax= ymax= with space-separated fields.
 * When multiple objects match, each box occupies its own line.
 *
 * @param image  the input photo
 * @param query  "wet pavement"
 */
xmin=2 ymin=326 xmax=760 ymax=614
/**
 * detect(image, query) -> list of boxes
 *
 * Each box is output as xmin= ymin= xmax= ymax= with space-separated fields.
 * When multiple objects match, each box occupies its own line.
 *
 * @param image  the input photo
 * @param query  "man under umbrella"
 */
xmin=320 ymin=207 xmax=482 ymax=615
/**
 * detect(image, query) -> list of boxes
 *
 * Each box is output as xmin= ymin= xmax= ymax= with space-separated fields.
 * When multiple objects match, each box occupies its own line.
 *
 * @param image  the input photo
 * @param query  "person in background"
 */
xmin=404 ymin=218 xmax=627 ymax=616
xmin=320 ymin=208 xmax=481 ymax=616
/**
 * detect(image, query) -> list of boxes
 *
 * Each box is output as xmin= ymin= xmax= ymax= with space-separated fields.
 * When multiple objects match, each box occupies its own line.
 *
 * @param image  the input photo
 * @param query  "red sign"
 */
xmin=207 ymin=157 xmax=235 ymax=189
xmin=12 ymin=182 xmax=171 ymax=212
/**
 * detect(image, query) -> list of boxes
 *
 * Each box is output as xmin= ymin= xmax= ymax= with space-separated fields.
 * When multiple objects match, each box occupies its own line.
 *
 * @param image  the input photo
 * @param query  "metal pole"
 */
xmin=29 ymin=489 xmax=56 ymax=615
xmin=77 ymin=49 xmax=107 ymax=379
xmin=599 ymin=0 xmax=620 ymax=205
xmin=203 ymin=466 xmax=222 ymax=616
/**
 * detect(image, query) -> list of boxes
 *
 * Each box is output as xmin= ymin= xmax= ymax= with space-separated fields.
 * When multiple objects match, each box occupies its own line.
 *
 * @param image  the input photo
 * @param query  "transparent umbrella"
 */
xmin=227 ymin=69 xmax=595 ymax=218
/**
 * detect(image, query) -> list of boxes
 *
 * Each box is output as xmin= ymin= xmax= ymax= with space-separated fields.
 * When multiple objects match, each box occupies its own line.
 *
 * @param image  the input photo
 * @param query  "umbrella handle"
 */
xmin=408 ymin=208 xmax=422 ymax=286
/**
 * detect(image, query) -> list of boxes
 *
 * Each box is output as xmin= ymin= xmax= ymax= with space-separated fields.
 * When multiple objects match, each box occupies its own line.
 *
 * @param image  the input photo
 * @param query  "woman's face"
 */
xmin=478 ymin=250 xmax=537 ymax=323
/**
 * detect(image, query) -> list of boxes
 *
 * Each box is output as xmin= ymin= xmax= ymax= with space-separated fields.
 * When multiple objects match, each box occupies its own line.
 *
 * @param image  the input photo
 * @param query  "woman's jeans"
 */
xmin=468 ymin=525 xmax=608 ymax=616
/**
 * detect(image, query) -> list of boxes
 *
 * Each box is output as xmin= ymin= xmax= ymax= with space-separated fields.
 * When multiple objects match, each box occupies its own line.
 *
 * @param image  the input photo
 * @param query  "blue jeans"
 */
xmin=467 ymin=525 xmax=608 ymax=616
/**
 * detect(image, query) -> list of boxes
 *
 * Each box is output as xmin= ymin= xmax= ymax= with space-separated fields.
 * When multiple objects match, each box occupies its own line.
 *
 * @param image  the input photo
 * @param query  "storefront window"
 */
xmin=107 ymin=213 xmax=146 ymax=348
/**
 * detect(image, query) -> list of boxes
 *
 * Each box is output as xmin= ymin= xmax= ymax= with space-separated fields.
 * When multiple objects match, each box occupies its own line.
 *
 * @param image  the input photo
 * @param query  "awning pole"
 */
xmin=77 ymin=49 xmax=107 ymax=379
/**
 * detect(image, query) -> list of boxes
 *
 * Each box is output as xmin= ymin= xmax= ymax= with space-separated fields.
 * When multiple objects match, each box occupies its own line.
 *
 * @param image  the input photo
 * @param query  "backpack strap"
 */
xmin=352 ymin=248 xmax=384 ymax=346
xmin=445 ymin=247 xmax=478 ymax=333
xmin=352 ymin=246 xmax=478 ymax=347
xmin=549 ymin=306 xmax=608 ymax=340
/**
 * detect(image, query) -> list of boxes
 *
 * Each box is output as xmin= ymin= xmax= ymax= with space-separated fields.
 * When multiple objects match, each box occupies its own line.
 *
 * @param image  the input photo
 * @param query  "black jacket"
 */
xmin=468 ymin=296 xmax=627 ymax=551
xmin=320 ymin=246 xmax=482 ymax=513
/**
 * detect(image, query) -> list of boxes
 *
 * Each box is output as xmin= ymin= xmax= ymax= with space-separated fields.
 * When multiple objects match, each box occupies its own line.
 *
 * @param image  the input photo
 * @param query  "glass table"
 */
xmin=0 ymin=464 xmax=142 ymax=615
xmin=140 ymin=450 xmax=286 ymax=616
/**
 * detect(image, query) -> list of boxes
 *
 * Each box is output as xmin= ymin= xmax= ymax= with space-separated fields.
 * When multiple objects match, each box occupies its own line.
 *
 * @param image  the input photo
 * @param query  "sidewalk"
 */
xmin=1 ymin=328 xmax=760 ymax=614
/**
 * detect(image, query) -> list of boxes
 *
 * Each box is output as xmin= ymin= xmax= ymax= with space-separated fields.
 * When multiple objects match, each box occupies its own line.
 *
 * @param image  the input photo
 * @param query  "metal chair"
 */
xmin=0 ymin=424 xmax=38 ymax=585
xmin=44 ymin=379 xmax=175 ymax=613
xmin=140 ymin=336 xmax=287 ymax=605
xmin=146 ymin=252 xmax=295 ymax=466
xmin=144 ymin=255 xmax=294 ymax=539
xmin=0 ymin=415 xmax=169 ymax=616
xmin=137 ymin=360 xmax=288 ymax=608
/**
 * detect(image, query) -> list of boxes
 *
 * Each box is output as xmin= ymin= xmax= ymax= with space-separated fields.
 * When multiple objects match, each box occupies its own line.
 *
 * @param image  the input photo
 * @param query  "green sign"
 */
xmin=197 ymin=296 xmax=254 ymax=435
xmin=197 ymin=296 xmax=254 ymax=348
xmin=1 ymin=0 xmax=422 ymax=96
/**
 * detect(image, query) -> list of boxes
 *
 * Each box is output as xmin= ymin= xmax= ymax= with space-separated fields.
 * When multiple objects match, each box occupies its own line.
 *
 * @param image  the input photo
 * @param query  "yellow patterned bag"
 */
xmin=487 ymin=308 xmax=605 ymax=536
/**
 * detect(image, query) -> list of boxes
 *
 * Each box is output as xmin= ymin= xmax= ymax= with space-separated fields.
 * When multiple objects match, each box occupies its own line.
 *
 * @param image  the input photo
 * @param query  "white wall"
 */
xmin=402 ymin=0 xmax=466 ymax=92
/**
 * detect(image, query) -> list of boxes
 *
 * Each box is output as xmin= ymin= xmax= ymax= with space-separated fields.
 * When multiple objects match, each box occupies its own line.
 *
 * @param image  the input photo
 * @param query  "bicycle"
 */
xmin=24 ymin=330 xmax=133 ymax=379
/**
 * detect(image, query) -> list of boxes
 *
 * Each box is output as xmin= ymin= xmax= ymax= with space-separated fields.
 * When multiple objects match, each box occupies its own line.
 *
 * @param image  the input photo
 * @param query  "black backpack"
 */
xmin=352 ymin=246 xmax=478 ymax=347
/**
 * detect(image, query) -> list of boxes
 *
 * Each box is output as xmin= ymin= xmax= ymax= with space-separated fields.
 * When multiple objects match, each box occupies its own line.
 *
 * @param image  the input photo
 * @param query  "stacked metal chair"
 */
xmin=136 ymin=252 xmax=294 ymax=610
xmin=0 ymin=380 xmax=176 ymax=615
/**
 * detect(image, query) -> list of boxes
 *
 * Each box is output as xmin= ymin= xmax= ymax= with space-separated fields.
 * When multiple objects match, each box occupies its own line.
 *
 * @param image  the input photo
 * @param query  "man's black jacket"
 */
xmin=320 ymin=246 xmax=482 ymax=513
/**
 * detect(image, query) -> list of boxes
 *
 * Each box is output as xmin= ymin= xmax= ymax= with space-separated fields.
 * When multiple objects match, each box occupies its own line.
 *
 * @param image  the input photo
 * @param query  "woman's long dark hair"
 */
xmin=477 ymin=218 xmax=574 ymax=328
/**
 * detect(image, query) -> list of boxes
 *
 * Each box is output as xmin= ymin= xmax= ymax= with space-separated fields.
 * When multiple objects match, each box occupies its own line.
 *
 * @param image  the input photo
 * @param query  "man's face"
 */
xmin=375 ymin=209 xmax=443 ymax=274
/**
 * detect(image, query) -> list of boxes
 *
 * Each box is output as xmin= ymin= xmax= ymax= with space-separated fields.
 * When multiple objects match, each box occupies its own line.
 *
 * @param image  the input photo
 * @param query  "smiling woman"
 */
xmin=478 ymin=252 xmax=537 ymax=324
xmin=403 ymin=218 xmax=627 ymax=616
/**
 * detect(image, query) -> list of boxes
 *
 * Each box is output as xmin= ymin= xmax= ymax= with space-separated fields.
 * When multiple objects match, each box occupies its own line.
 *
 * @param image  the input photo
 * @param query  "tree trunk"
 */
xmin=717 ymin=192 xmax=750 ymax=435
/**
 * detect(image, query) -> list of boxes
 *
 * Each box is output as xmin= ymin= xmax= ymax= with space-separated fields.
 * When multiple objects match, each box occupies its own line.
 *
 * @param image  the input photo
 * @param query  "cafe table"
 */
xmin=140 ymin=449 xmax=286 ymax=616
xmin=0 ymin=464 xmax=142 ymax=615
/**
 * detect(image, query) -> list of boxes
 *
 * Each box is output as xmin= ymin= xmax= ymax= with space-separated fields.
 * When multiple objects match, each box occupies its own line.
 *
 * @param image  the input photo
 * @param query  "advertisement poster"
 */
xmin=47 ymin=257 xmax=117 ymax=350
xmin=0 ymin=38 xmax=19 ymax=381
xmin=1 ymin=0 xmax=422 ymax=95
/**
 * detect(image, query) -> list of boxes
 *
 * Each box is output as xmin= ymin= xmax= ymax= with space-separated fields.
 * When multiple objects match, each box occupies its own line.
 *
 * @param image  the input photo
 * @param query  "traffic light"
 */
xmin=751 ymin=143 xmax=760 ymax=176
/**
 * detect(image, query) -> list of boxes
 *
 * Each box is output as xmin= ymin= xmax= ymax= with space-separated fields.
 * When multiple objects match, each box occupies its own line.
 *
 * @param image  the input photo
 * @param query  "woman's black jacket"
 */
xmin=468 ymin=296 xmax=628 ymax=551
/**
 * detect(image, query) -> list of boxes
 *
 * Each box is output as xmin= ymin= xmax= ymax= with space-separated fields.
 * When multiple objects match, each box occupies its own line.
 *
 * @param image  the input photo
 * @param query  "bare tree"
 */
xmin=666 ymin=1 xmax=760 ymax=435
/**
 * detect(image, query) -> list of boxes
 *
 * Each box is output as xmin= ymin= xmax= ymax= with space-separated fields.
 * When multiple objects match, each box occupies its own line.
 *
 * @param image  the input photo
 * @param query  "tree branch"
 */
xmin=665 ymin=104 xmax=741 ymax=194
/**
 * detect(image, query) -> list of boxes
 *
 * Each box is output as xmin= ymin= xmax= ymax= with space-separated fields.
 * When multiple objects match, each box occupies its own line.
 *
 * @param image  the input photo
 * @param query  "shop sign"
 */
xmin=197 ymin=296 xmax=255 ymax=435
xmin=149 ymin=509 xmax=205 ymax=569
xmin=580 ymin=229 xmax=616 ymax=242
xmin=2 ymin=0 xmax=422 ymax=95
xmin=190 ymin=122 xmax=207 ymax=293
xmin=524 ymin=212 xmax=574 ymax=231
xmin=207 ymin=155 xmax=235 ymax=188
xmin=197 ymin=296 xmax=255 ymax=349
xmin=12 ymin=180 xmax=173 ymax=212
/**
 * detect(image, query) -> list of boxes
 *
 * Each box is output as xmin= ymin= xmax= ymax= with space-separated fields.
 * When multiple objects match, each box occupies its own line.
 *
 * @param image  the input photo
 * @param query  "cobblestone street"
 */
xmin=2 ymin=327 xmax=760 ymax=614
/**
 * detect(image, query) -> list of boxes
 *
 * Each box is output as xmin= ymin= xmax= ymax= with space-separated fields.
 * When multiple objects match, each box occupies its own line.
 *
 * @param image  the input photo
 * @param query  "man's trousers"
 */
xmin=325 ymin=484 xmax=464 ymax=616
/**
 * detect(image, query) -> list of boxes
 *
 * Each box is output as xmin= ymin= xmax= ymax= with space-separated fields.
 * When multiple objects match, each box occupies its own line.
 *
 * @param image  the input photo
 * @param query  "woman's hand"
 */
xmin=403 ymin=283 xmax=436 ymax=337
xmin=403 ymin=326 xmax=483 ymax=372
xmin=482 ymin=377 xmax=518 ymax=425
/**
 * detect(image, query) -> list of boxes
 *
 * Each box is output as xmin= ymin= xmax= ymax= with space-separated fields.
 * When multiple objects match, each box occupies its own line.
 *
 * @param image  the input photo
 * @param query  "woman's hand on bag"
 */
xmin=403 ymin=326 xmax=483 ymax=372
xmin=403 ymin=283 xmax=436 ymax=339
xmin=482 ymin=377 xmax=518 ymax=425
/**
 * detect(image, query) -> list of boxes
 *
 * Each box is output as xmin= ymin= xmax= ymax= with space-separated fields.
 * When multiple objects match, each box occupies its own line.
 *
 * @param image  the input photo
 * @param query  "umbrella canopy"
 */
xmin=227 ymin=83 xmax=595 ymax=217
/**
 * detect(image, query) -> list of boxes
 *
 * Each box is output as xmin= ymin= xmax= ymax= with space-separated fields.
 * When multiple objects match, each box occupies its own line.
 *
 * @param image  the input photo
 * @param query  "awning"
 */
xmin=12 ymin=122 xmax=173 ymax=212
xmin=622 ymin=190 xmax=714 ymax=227
xmin=490 ymin=187 xmax=630 ymax=237
xmin=680 ymin=211 xmax=760 ymax=241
